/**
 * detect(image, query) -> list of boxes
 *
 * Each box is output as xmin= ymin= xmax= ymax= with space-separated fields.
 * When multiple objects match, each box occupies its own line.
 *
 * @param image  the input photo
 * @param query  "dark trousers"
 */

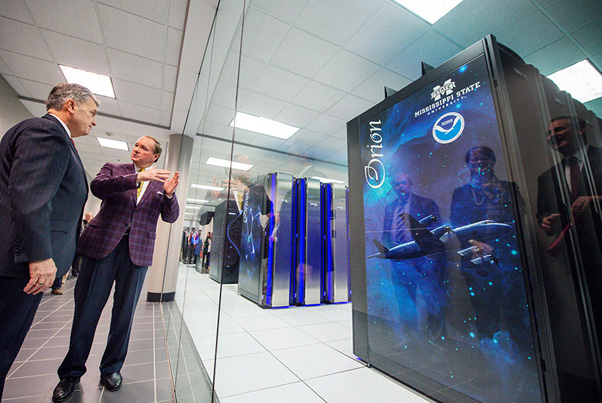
xmin=52 ymin=275 xmax=62 ymax=290
xmin=0 ymin=276 xmax=43 ymax=399
xmin=57 ymin=235 xmax=148 ymax=379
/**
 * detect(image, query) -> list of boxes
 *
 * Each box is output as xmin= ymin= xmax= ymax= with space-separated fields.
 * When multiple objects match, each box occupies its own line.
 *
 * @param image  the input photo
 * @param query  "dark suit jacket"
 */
xmin=76 ymin=162 xmax=179 ymax=266
xmin=0 ymin=114 xmax=88 ymax=278
xmin=382 ymin=193 xmax=440 ymax=247
xmin=537 ymin=146 xmax=602 ymax=227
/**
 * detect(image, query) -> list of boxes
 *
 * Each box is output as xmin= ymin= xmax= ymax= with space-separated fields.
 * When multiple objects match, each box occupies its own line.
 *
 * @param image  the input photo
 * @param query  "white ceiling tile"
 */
xmin=162 ymin=91 xmax=174 ymax=111
xmin=351 ymin=68 xmax=412 ymax=104
xmin=17 ymin=78 xmax=53 ymax=101
xmin=169 ymin=0 xmax=188 ymax=28
xmin=495 ymin=11 xmax=564 ymax=57
xmin=2 ymin=75 xmax=31 ymax=97
xmin=294 ymin=0 xmax=385 ymax=47
xmin=164 ymin=64 xmax=178 ymax=92
xmin=95 ymin=95 xmax=121 ymax=116
xmin=270 ymin=27 xmax=338 ymax=78
xmin=75 ymin=133 xmax=103 ymax=145
xmin=0 ymin=17 xmax=52 ymax=61
xmin=231 ymin=54 xmax=266 ymax=89
xmin=253 ymin=65 xmax=308 ymax=102
xmin=98 ymin=4 xmax=165 ymax=61
xmin=326 ymin=94 xmax=374 ymax=121
xmin=118 ymin=101 xmax=162 ymax=125
xmin=42 ymin=30 xmax=110 ymax=75
xmin=543 ymin=0 xmax=602 ymax=33
xmin=98 ymin=0 xmax=168 ymax=24
xmin=234 ymin=8 xmax=289 ymax=63
xmin=102 ymin=147 xmax=132 ymax=158
xmin=249 ymin=0 xmax=307 ymax=24
xmin=275 ymin=103 xmax=320 ymax=127
xmin=74 ymin=143 xmax=103 ymax=154
xmin=332 ymin=127 xmax=347 ymax=140
xmin=314 ymin=49 xmax=379 ymax=92
xmin=386 ymin=31 xmax=463 ymax=80
xmin=523 ymin=37 xmax=586 ymax=75
xmin=305 ymin=114 xmax=346 ymax=135
xmin=571 ymin=18 xmax=602 ymax=56
xmin=166 ymin=27 xmax=183 ymax=66
xmin=25 ymin=0 xmax=103 ymax=43
xmin=0 ymin=58 xmax=12 ymax=75
xmin=205 ymin=103 xmax=236 ymax=127
xmin=0 ymin=50 xmax=64 ymax=86
xmin=345 ymin=3 xmax=427 ymax=66
xmin=113 ymin=79 xmax=163 ymax=109
xmin=0 ymin=1 xmax=34 ymax=24
xmin=160 ymin=110 xmax=172 ymax=127
xmin=291 ymin=81 xmax=345 ymax=112
xmin=433 ymin=0 xmax=536 ymax=47
xmin=107 ymin=48 xmax=163 ymax=88
xmin=283 ymin=128 xmax=325 ymax=147
xmin=239 ymin=91 xmax=287 ymax=119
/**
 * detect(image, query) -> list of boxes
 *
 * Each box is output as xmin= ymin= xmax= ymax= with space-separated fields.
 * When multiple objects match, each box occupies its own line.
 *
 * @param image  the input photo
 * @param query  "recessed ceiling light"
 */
xmin=230 ymin=112 xmax=299 ymax=139
xmin=311 ymin=176 xmax=345 ymax=184
xmin=187 ymin=199 xmax=208 ymax=203
xmin=97 ymin=137 xmax=128 ymax=150
xmin=59 ymin=65 xmax=116 ymax=98
xmin=191 ymin=184 xmax=225 ymax=191
xmin=206 ymin=157 xmax=253 ymax=171
xmin=548 ymin=60 xmax=602 ymax=103
xmin=392 ymin=0 xmax=463 ymax=24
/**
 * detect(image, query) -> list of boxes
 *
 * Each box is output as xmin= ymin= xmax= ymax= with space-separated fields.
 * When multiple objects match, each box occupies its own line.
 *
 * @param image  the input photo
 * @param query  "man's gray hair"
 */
xmin=45 ymin=83 xmax=100 ymax=111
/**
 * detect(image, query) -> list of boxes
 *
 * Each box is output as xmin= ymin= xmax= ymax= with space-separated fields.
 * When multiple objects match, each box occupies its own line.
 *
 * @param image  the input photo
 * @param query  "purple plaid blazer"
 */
xmin=76 ymin=162 xmax=179 ymax=266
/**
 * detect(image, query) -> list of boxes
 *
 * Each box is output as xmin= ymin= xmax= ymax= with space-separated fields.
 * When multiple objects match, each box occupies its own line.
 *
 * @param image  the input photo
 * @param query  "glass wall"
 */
xmin=162 ymin=0 xmax=602 ymax=401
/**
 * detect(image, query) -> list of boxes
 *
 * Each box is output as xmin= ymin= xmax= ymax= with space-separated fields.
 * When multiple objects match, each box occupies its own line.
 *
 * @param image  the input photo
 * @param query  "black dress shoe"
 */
xmin=101 ymin=372 xmax=122 ymax=391
xmin=52 ymin=377 xmax=80 ymax=402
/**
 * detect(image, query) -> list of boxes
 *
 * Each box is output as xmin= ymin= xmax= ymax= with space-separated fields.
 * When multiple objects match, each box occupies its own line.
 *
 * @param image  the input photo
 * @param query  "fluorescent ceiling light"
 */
xmin=230 ymin=112 xmax=299 ymax=139
xmin=191 ymin=184 xmax=224 ymax=191
xmin=312 ymin=176 xmax=345 ymax=184
xmin=60 ymin=65 xmax=115 ymax=98
xmin=185 ymin=206 xmax=200 ymax=209
xmin=187 ymin=199 xmax=208 ymax=204
xmin=97 ymin=137 xmax=128 ymax=150
xmin=548 ymin=60 xmax=602 ymax=103
xmin=206 ymin=157 xmax=253 ymax=171
xmin=392 ymin=0 xmax=463 ymax=24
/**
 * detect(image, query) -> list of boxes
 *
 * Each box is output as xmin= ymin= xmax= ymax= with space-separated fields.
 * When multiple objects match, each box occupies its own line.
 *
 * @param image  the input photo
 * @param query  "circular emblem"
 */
xmin=432 ymin=112 xmax=465 ymax=144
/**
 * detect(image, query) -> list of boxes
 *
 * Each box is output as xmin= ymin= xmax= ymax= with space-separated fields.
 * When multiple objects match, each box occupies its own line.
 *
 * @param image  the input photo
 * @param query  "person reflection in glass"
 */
xmin=450 ymin=146 xmax=522 ymax=342
xmin=537 ymin=115 xmax=602 ymax=345
xmin=383 ymin=171 xmax=445 ymax=350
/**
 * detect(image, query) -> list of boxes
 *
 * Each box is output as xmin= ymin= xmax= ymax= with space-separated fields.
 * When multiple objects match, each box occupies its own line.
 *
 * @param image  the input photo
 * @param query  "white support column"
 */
xmin=147 ymin=133 xmax=194 ymax=302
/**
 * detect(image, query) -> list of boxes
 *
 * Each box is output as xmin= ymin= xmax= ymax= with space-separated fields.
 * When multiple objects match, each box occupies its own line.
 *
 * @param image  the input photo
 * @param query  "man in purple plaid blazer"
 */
xmin=53 ymin=136 xmax=179 ymax=402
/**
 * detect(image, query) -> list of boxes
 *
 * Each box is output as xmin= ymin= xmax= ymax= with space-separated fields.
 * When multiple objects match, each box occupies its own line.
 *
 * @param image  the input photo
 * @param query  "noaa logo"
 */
xmin=432 ymin=112 xmax=465 ymax=144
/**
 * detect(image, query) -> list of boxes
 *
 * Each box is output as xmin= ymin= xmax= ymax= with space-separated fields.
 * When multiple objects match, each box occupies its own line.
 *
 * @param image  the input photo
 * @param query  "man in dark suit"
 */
xmin=537 ymin=115 xmax=602 ymax=350
xmin=0 ymin=83 xmax=98 ymax=398
xmin=382 ymin=172 xmax=440 ymax=247
xmin=53 ymin=136 xmax=179 ymax=402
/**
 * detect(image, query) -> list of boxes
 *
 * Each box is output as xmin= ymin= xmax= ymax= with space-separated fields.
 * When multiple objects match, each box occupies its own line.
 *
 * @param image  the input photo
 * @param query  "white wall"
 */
xmin=0 ymin=76 xmax=34 ymax=136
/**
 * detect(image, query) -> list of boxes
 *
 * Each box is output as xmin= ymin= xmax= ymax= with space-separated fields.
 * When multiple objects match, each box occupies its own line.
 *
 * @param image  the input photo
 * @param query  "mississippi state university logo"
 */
xmin=431 ymin=79 xmax=455 ymax=101
xmin=432 ymin=112 xmax=465 ymax=144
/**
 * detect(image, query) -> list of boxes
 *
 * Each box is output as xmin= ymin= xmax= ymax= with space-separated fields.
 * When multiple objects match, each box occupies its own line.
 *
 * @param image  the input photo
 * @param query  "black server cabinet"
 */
xmin=209 ymin=200 xmax=240 ymax=284
xmin=346 ymin=36 xmax=563 ymax=402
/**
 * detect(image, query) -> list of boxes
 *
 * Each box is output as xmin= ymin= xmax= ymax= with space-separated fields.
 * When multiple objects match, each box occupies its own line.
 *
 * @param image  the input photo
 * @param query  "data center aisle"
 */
xmin=3 ymin=277 xmax=174 ymax=403
xmin=177 ymin=264 xmax=433 ymax=403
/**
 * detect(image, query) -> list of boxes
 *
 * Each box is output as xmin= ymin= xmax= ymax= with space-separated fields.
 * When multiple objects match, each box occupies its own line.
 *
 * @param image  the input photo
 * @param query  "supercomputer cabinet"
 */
xmin=209 ymin=200 xmax=240 ymax=284
xmin=292 ymin=178 xmax=323 ymax=305
xmin=238 ymin=173 xmax=294 ymax=308
xmin=344 ymin=35 xmax=599 ymax=402
xmin=322 ymin=183 xmax=351 ymax=303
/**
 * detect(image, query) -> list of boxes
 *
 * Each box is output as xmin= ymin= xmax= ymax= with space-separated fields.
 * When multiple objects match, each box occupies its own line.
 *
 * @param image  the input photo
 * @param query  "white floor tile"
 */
xmin=297 ymin=321 xmax=351 ymax=343
xmin=213 ymin=352 xmax=299 ymax=397
xmin=234 ymin=314 xmax=291 ymax=332
xmin=325 ymin=338 xmax=356 ymax=359
xmin=306 ymin=367 xmax=433 ymax=403
xmin=249 ymin=327 xmax=321 ymax=351
xmin=219 ymin=381 xmax=324 ymax=403
xmin=270 ymin=307 xmax=331 ymax=326
xmin=271 ymin=343 xmax=364 ymax=380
